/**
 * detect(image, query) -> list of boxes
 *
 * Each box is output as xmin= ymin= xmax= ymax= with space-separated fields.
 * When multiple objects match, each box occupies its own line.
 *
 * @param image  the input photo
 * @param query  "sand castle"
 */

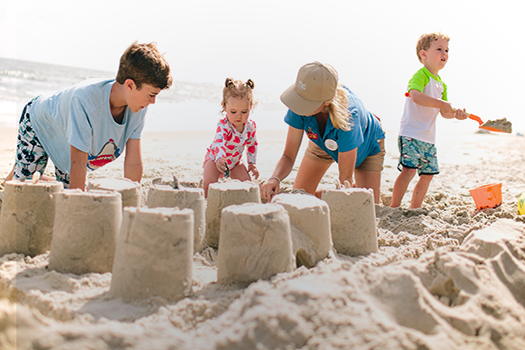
xmin=0 ymin=180 xmax=63 ymax=257
xmin=0 ymin=173 xmax=378 ymax=301
xmin=110 ymin=207 xmax=194 ymax=301
xmin=205 ymin=181 xmax=260 ymax=248
xmin=48 ymin=190 xmax=122 ymax=274
xmin=272 ymin=193 xmax=332 ymax=267
xmin=87 ymin=177 xmax=141 ymax=208
xmin=217 ymin=203 xmax=294 ymax=285
xmin=322 ymin=188 xmax=378 ymax=256
xmin=147 ymin=184 xmax=205 ymax=253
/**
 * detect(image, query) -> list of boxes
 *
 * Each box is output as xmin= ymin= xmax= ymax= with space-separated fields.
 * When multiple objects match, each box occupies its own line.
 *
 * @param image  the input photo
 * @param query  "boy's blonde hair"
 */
xmin=116 ymin=42 xmax=172 ymax=90
xmin=324 ymin=84 xmax=350 ymax=130
xmin=416 ymin=32 xmax=450 ymax=63
xmin=221 ymin=78 xmax=257 ymax=110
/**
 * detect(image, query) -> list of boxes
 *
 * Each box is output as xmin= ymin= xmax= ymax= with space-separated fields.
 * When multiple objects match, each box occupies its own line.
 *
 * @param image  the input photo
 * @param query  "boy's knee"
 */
xmin=400 ymin=166 xmax=417 ymax=177
xmin=419 ymin=174 xmax=434 ymax=182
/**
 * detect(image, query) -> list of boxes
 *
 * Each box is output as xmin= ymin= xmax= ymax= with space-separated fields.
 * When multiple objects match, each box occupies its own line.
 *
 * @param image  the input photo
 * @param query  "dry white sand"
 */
xmin=1 ymin=125 xmax=525 ymax=350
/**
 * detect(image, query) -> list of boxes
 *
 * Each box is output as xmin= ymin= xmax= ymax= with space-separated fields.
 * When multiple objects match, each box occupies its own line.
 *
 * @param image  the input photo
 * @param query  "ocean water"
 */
xmin=0 ymin=57 xmax=287 ymax=131
xmin=2 ymin=57 xmax=522 ymax=135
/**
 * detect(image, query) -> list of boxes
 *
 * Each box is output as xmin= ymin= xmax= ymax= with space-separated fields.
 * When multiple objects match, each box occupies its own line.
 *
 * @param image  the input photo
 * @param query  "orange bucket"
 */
xmin=469 ymin=183 xmax=502 ymax=209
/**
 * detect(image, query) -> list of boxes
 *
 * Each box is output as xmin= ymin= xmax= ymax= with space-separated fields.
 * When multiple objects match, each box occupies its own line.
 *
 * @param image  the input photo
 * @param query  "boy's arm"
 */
xmin=69 ymin=145 xmax=88 ymax=190
xmin=409 ymin=90 xmax=454 ymax=115
xmin=409 ymin=90 xmax=467 ymax=120
xmin=124 ymin=138 xmax=143 ymax=183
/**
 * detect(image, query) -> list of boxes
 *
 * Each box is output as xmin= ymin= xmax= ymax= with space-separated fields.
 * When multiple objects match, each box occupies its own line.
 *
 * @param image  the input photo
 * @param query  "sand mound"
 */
xmin=0 ymin=219 xmax=524 ymax=349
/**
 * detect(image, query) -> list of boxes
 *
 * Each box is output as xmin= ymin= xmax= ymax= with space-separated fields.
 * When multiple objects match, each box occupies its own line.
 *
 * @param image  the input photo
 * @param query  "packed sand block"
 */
xmin=0 ymin=180 xmax=63 ymax=257
xmin=217 ymin=203 xmax=294 ymax=285
xmin=272 ymin=193 xmax=333 ymax=267
xmin=87 ymin=177 xmax=141 ymax=208
xmin=322 ymin=188 xmax=378 ymax=256
xmin=147 ymin=185 xmax=205 ymax=253
xmin=48 ymin=190 xmax=122 ymax=274
xmin=110 ymin=207 xmax=194 ymax=301
xmin=206 ymin=181 xmax=261 ymax=248
xmin=482 ymin=117 xmax=512 ymax=133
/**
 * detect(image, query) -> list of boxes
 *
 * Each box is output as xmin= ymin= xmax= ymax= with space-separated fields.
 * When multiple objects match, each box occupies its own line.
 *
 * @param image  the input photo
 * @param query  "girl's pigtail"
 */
xmin=245 ymin=79 xmax=255 ymax=89
xmin=225 ymin=78 xmax=235 ymax=88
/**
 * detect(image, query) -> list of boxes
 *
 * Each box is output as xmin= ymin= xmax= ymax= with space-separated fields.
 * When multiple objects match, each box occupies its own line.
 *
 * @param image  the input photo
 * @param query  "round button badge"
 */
xmin=325 ymin=139 xmax=338 ymax=151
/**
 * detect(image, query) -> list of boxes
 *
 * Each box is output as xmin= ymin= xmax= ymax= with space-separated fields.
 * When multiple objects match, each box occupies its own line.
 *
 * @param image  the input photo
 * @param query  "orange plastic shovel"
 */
xmin=467 ymin=113 xmax=511 ymax=133
xmin=404 ymin=92 xmax=511 ymax=133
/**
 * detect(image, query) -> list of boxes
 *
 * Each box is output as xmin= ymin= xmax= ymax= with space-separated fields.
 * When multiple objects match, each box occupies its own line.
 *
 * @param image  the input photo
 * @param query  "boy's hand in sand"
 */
xmin=215 ymin=158 xmax=227 ymax=173
xmin=248 ymin=163 xmax=259 ymax=179
xmin=261 ymin=177 xmax=280 ymax=201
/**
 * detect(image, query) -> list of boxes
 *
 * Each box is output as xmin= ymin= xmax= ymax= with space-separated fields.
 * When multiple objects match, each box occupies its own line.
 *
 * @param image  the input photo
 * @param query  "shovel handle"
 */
xmin=468 ymin=114 xmax=483 ymax=125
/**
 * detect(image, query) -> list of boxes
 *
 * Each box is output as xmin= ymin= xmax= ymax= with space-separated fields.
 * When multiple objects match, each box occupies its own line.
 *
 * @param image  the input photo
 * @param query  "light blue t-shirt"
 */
xmin=284 ymin=87 xmax=385 ymax=167
xmin=29 ymin=79 xmax=146 ymax=173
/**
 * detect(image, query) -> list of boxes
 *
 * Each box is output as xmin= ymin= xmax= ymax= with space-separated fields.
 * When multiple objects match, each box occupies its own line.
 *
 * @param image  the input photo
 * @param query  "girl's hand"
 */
xmin=248 ymin=163 xmax=259 ymax=179
xmin=215 ymin=157 xmax=227 ymax=172
xmin=261 ymin=177 xmax=280 ymax=201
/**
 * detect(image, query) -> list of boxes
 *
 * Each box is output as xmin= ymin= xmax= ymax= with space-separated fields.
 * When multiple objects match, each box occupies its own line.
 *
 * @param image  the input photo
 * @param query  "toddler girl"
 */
xmin=203 ymin=78 xmax=259 ymax=197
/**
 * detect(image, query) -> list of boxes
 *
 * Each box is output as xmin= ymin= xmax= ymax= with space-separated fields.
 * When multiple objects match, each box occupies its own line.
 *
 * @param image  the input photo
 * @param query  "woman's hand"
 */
xmin=248 ymin=163 xmax=259 ymax=179
xmin=261 ymin=177 xmax=280 ymax=201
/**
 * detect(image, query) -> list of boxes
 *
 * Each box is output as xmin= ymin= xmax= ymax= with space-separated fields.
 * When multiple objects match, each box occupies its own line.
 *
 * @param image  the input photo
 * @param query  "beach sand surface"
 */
xmin=1 ymin=124 xmax=525 ymax=350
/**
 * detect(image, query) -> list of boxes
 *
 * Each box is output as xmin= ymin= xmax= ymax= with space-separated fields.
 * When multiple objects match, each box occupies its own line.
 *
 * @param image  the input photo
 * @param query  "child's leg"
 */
xmin=409 ymin=138 xmax=438 ymax=209
xmin=203 ymin=159 xmax=221 ymax=197
xmin=229 ymin=163 xmax=251 ymax=181
xmin=410 ymin=174 xmax=434 ymax=208
xmin=354 ymin=138 xmax=385 ymax=204
xmin=390 ymin=166 xmax=416 ymax=208
xmin=13 ymin=103 xmax=50 ymax=181
xmin=355 ymin=170 xmax=382 ymax=204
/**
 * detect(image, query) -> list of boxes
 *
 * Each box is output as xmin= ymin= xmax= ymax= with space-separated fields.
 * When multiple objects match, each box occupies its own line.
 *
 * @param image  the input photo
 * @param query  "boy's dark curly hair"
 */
xmin=116 ymin=42 xmax=172 ymax=90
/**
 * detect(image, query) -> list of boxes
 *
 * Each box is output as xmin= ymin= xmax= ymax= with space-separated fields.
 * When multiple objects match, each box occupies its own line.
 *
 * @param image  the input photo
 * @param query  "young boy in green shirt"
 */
xmin=391 ymin=32 xmax=467 ymax=208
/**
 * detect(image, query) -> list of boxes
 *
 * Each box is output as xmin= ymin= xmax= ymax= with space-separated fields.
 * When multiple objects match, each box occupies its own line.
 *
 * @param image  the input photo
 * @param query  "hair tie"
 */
xmin=245 ymin=79 xmax=255 ymax=89
xmin=225 ymin=78 xmax=235 ymax=88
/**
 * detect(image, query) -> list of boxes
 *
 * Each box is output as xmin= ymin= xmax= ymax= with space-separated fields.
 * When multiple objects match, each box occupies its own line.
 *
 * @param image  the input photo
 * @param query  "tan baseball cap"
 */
xmin=280 ymin=61 xmax=338 ymax=116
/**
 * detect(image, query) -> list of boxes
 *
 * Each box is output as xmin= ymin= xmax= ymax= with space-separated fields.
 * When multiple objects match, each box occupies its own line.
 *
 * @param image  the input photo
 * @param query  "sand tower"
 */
xmin=217 ymin=203 xmax=294 ymax=285
xmin=0 ymin=180 xmax=63 ymax=257
xmin=147 ymin=184 xmax=205 ymax=253
xmin=110 ymin=207 xmax=193 ymax=301
xmin=322 ymin=188 xmax=378 ymax=256
xmin=87 ymin=177 xmax=141 ymax=208
xmin=206 ymin=181 xmax=260 ymax=248
xmin=272 ymin=193 xmax=332 ymax=267
xmin=48 ymin=190 xmax=122 ymax=274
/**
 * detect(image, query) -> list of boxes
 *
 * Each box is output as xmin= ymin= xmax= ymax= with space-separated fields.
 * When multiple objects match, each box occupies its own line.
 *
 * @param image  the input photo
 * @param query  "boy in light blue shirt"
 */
xmin=6 ymin=42 xmax=172 ymax=190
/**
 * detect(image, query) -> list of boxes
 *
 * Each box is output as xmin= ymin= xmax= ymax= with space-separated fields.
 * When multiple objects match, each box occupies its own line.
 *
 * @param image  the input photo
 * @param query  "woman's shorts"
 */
xmin=304 ymin=137 xmax=386 ymax=172
xmin=397 ymin=135 xmax=439 ymax=175
xmin=14 ymin=100 xmax=70 ymax=186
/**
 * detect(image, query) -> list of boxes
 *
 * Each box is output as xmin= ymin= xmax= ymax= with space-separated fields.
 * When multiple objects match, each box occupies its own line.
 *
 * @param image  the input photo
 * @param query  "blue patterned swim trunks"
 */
xmin=397 ymin=136 xmax=439 ymax=175
xmin=14 ymin=99 xmax=70 ymax=186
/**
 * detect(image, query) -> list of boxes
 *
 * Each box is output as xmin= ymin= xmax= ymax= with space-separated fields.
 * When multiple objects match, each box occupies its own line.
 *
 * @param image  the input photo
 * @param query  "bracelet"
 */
xmin=269 ymin=176 xmax=281 ymax=183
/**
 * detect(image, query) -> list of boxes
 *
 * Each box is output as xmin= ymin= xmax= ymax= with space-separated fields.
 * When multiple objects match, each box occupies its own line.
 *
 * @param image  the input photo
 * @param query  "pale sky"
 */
xmin=1 ymin=0 xmax=524 ymax=130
